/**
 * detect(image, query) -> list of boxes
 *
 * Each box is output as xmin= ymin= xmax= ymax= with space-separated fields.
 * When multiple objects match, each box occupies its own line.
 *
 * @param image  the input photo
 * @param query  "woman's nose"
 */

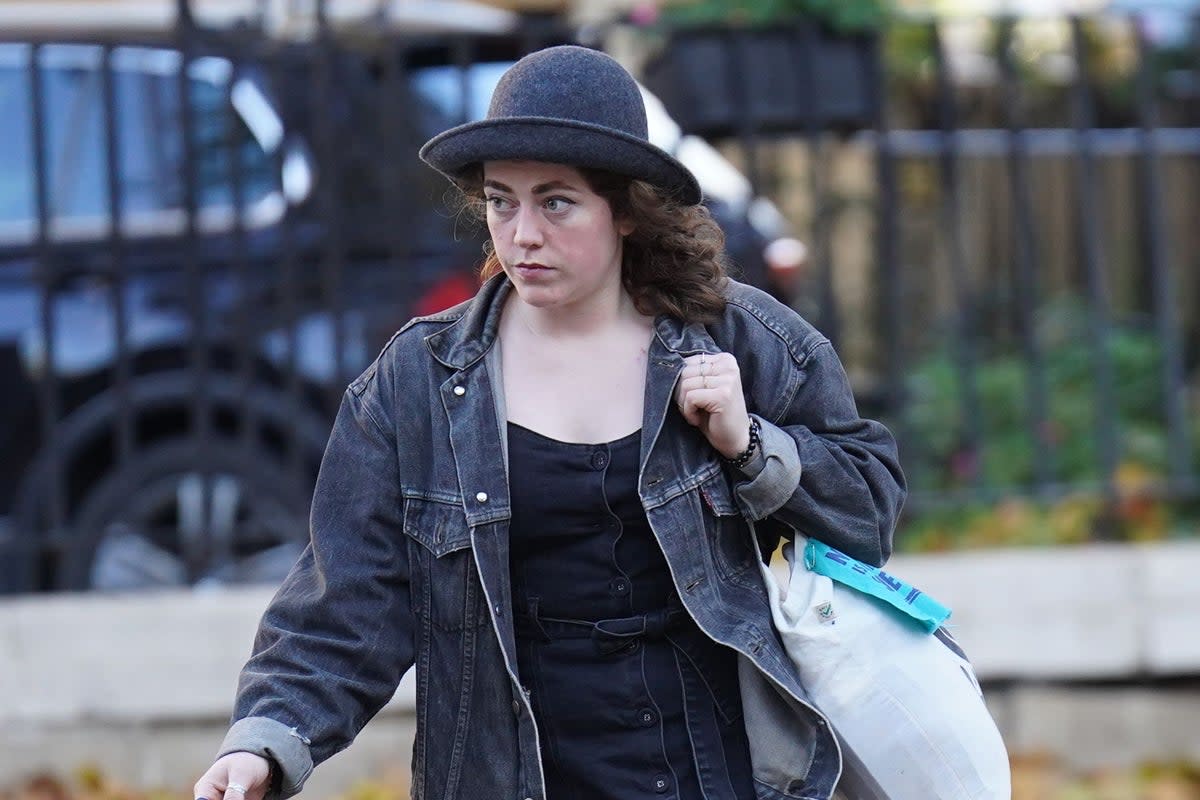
xmin=513 ymin=206 xmax=543 ymax=248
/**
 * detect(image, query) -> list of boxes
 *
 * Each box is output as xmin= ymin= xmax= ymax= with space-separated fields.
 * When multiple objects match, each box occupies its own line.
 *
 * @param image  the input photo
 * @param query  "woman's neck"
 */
xmin=511 ymin=286 xmax=647 ymax=341
xmin=499 ymin=284 xmax=654 ymax=444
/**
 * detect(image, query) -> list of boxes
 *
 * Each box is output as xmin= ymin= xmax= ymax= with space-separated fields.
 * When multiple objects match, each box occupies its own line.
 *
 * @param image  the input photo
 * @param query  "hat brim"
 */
xmin=419 ymin=117 xmax=702 ymax=206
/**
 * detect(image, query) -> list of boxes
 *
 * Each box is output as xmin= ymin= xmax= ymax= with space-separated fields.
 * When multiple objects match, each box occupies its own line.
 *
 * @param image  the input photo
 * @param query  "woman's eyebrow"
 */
xmin=531 ymin=180 xmax=581 ymax=194
xmin=482 ymin=178 xmax=581 ymax=194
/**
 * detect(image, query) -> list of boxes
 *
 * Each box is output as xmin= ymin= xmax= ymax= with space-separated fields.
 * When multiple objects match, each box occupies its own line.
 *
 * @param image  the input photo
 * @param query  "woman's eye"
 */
xmin=544 ymin=197 xmax=572 ymax=213
xmin=485 ymin=196 xmax=509 ymax=211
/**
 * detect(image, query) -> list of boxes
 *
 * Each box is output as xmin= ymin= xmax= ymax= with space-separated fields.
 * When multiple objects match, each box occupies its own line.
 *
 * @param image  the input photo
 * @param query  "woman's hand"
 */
xmin=674 ymin=352 xmax=752 ymax=460
xmin=194 ymin=752 xmax=272 ymax=800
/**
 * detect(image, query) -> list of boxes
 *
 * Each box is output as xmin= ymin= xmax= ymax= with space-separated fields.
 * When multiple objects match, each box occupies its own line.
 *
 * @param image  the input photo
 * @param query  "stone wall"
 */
xmin=3 ymin=542 xmax=1199 ymax=794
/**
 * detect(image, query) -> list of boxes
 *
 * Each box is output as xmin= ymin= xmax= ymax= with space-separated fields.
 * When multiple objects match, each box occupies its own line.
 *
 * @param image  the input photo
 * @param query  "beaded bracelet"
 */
xmin=721 ymin=416 xmax=761 ymax=469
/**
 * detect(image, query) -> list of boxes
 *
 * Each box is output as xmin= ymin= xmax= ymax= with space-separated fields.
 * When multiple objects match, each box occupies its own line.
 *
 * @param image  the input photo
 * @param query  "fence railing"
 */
xmin=663 ymin=13 xmax=1198 ymax=545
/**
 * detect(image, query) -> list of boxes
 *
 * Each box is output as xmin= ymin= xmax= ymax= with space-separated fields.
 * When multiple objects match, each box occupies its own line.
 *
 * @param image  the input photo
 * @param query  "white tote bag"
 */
xmin=759 ymin=538 xmax=1011 ymax=800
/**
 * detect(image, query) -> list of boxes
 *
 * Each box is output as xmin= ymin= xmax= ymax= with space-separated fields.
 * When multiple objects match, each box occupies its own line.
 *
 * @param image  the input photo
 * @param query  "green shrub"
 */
xmin=895 ymin=299 xmax=1198 ymax=550
xmin=900 ymin=301 xmax=1183 ymax=492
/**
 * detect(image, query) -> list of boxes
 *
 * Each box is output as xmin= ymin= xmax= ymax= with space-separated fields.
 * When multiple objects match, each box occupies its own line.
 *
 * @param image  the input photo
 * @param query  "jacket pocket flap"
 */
xmin=403 ymin=496 xmax=472 ymax=557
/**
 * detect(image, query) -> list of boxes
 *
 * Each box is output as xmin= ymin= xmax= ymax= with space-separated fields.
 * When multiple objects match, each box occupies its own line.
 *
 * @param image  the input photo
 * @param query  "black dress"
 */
xmin=507 ymin=421 xmax=756 ymax=800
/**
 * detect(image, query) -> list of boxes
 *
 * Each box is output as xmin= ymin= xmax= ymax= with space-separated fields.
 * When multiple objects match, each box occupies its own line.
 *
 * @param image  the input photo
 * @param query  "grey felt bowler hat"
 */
xmin=419 ymin=45 xmax=702 ymax=205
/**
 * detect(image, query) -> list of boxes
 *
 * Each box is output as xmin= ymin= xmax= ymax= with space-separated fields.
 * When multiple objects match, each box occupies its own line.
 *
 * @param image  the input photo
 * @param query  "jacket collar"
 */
xmin=423 ymin=273 xmax=510 ymax=370
xmin=652 ymin=313 xmax=720 ymax=357
xmin=425 ymin=273 xmax=721 ymax=370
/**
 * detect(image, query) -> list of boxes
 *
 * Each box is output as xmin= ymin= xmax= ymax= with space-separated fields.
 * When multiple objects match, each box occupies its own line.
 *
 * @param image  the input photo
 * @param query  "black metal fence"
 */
xmin=0 ymin=2 xmax=1195 ymax=592
xmin=866 ymin=15 xmax=1197 ymax=546
xmin=651 ymin=13 xmax=1199 ymax=549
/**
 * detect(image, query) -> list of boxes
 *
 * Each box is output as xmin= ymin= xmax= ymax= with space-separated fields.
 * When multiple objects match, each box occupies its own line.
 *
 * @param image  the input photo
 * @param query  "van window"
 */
xmin=0 ymin=43 xmax=280 ymax=241
xmin=0 ymin=45 xmax=36 ymax=227
xmin=409 ymin=62 xmax=509 ymax=135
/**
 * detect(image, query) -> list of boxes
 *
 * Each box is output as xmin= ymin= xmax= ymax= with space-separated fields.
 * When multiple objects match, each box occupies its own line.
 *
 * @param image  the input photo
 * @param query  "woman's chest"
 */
xmin=502 ymin=341 xmax=649 ymax=443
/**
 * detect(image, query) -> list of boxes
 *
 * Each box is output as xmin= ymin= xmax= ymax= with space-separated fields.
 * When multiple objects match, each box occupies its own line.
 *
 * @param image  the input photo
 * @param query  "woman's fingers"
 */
xmin=678 ymin=351 xmax=738 ymax=382
xmin=676 ymin=376 xmax=737 ymax=426
xmin=676 ymin=353 xmax=739 ymax=403
xmin=676 ymin=354 xmax=741 ymax=405
xmin=677 ymin=372 xmax=735 ymax=395
xmin=194 ymin=753 xmax=272 ymax=800
xmin=674 ymin=353 xmax=752 ymax=459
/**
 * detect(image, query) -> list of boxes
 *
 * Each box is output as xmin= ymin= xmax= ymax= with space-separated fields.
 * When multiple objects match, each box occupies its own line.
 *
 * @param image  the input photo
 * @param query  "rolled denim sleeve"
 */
xmin=731 ymin=413 xmax=801 ymax=519
xmin=216 ymin=717 xmax=313 ymax=798
xmin=221 ymin=380 xmax=415 ymax=798
xmin=734 ymin=338 xmax=906 ymax=567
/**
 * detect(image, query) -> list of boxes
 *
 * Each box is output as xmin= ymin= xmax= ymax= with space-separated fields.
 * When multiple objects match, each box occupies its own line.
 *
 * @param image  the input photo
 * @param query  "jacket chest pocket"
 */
xmin=695 ymin=471 xmax=758 ymax=589
xmin=403 ymin=495 xmax=489 ymax=631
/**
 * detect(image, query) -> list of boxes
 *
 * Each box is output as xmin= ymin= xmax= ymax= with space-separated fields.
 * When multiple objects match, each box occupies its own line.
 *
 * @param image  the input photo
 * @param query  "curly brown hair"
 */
xmin=457 ymin=166 xmax=729 ymax=323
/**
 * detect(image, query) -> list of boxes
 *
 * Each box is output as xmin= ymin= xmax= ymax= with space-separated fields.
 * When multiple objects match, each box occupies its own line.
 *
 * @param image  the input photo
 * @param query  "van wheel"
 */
xmin=57 ymin=439 xmax=312 ymax=591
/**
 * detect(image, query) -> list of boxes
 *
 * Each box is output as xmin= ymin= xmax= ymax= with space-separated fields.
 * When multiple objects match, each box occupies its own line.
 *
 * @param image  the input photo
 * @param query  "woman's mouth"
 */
xmin=514 ymin=262 xmax=553 ymax=279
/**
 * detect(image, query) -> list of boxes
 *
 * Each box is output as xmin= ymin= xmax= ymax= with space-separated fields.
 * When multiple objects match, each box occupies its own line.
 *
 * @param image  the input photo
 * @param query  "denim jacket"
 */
xmin=217 ymin=275 xmax=906 ymax=800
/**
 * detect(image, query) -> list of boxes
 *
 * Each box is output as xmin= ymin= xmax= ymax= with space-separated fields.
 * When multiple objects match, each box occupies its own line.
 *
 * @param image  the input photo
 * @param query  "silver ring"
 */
xmin=226 ymin=783 xmax=248 ymax=796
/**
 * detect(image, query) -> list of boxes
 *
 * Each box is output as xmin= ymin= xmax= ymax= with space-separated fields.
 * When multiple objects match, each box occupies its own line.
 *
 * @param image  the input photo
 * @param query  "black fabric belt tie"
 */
xmin=514 ymin=598 xmax=743 ymax=728
xmin=515 ymin=602 xmax=689 ymax=656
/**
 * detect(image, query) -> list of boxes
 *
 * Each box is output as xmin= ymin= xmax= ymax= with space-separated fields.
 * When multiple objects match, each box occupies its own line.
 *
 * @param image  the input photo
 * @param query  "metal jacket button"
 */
xmin=476 ymin=492 xmax=488 ymax=502
xmin=453 ymin=385 xmax=466 ymax=396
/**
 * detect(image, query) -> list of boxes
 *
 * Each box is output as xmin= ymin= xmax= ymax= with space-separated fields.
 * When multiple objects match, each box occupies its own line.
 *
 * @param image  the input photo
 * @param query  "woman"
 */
xmin=195 ymin=45 xmax=905 ymax=800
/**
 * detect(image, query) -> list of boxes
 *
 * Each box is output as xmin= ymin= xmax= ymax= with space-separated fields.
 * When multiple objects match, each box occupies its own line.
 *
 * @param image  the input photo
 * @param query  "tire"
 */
xmin=10 ymin=371 xmax=331 ymax=593
xmin=58 ymin=438 xmax=312 ymax=591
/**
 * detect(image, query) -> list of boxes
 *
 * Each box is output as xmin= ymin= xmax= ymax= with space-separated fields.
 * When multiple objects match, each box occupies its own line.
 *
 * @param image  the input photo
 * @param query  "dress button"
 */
xmin=590 ymin=449 xmax=609 ymax=470
xmin=637 ymin=707 xmax=656 ymax=726
xmin=476 ymin=491 xmax=488 ymax=503
xmin=609 ymin=577 xmax=630 ymax=596
xmin=453 ymin=385 xmax=466 ymax=396
xmin=653 ymin=774 xmax=670 ymax=793
xmin=512 ymin=699 xmax=522 ymax=716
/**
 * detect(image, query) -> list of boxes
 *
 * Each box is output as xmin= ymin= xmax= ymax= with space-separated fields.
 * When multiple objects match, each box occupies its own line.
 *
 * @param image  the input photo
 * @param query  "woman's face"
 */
xmin=483 ymin=160 xmax=633 ymax=310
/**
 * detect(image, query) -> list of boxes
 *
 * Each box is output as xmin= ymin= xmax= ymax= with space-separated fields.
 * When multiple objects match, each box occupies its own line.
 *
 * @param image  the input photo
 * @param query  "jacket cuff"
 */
xmin=217 ymin=716 xmax=315 ymax=800
xmin=733 ymin=414 xmax=801 ymax=520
